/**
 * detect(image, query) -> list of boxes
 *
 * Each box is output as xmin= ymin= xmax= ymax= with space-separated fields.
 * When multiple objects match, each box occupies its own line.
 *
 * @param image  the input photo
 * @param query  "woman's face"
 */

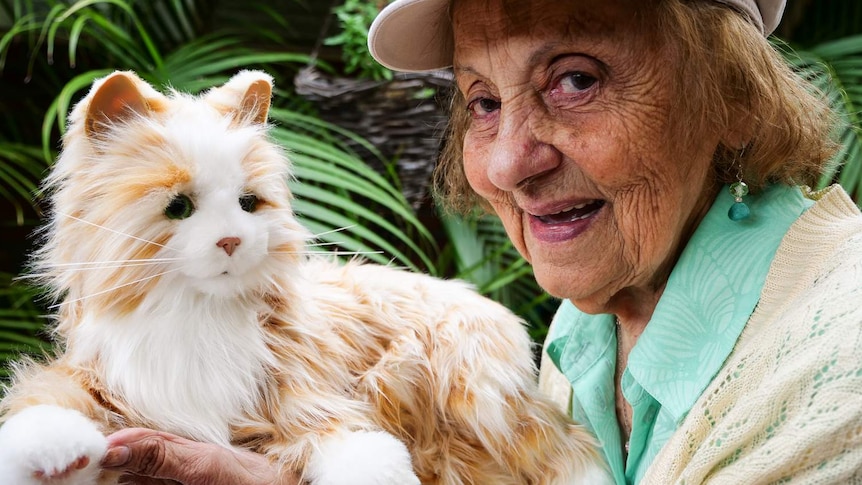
xmin=454 ymin=0 xmax=721 ymax=314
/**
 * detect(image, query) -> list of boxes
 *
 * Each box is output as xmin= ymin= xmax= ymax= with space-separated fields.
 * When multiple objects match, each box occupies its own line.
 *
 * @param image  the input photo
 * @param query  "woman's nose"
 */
xmin=487 ymin=106 xmax=560 ymax=191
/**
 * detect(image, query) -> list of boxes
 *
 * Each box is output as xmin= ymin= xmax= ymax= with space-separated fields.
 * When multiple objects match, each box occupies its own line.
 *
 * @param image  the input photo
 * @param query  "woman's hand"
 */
xmin=100 ymin=428 xmax=301 ymax=485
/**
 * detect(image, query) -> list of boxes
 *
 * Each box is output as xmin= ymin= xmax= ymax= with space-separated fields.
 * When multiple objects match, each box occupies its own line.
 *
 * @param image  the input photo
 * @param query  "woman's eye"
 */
xmin=239 ymin=194 xmax=258 ymax=213
xmin=467 ymin=97 xmax=501 ymax=117
xmin=558 ymin=72 xmax=598 ymax=93
xmin=164 ymin=194 xmax=195 ymax=220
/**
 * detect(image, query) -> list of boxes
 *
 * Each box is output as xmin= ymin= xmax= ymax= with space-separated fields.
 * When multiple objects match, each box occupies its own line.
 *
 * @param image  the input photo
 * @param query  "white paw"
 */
xmin=0 ymin=404 xmax=108 ymax=485
xmin=307 ymin=430 xmax=420 ymax=485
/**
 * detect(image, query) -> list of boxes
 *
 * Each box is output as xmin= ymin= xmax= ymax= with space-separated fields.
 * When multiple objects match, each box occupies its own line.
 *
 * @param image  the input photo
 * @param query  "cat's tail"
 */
xmin=356 ymin=285 xmax=612 ymax=485
xmin=481 ymin=390 xmax=612 ymax=485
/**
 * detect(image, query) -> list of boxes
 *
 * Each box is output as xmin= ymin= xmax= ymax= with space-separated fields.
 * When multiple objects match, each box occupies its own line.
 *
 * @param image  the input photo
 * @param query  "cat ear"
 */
xmin=205 ymin=70 xmax=273 ymax=125
xmin=240 ymin=78 xmax=272 ymax=125
xmin=85 ymin=71 xmax=153 ymax=138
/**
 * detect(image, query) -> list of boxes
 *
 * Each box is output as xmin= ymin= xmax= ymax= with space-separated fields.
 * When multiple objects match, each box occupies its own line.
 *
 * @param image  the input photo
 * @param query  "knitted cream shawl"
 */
xmin=539 ymin=185 xmax=862 ymax=484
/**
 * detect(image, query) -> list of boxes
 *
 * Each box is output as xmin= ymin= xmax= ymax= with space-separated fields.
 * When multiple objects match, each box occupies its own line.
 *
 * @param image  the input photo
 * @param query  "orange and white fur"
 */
xmin=0 ymin=71 xmax=610 ymax=485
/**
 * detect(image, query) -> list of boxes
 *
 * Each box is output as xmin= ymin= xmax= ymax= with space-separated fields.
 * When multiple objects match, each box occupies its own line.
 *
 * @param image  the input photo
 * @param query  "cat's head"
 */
xmin=36 ymin=70 xmax=309 ymax=319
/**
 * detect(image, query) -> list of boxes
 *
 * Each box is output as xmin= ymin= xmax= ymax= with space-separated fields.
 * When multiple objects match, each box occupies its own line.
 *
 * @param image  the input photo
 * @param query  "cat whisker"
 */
xmin=57 ymin=212 xmax=176 ymax=250
xmin=272 ymin=250 xmax=384 ymax=257
xmin=304 ymin=241 xmax=346 ymax=248
xmin=309 ymin=225 xmax=358 ymax=239
xmin=329 ymin=251 xmax=384 ymax=257
xmin=49 ymin=266 xmax=184 ymax=310
xmin=13 ymin=273 xmax=49 ymax=281
xmin=39 ymin=258 xmax=183 ymax=268
xmin=38 ymin=262 xmax=180 ymax=272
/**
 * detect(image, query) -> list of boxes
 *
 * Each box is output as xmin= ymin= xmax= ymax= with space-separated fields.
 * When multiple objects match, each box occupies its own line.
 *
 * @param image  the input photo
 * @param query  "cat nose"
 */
xmin=216 ymin=237 xmax=241 ymax=256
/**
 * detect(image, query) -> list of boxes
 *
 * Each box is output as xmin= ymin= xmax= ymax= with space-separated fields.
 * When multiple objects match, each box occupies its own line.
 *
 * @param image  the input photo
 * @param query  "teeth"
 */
xmin=548 ymin=200 xmax=592 ymax=215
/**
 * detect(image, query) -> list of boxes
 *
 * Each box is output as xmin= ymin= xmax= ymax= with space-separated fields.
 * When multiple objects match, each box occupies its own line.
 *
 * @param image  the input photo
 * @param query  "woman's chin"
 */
xmin=531 ymin=265 xmax=587 ymax=302
xmin=529 ymin=254 xmax=618 ymax=312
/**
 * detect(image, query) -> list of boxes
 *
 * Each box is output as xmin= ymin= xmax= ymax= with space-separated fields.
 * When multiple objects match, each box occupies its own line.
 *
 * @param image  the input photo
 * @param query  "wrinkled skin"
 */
xmin=453 ymin=0 xmax=722 ymax=325
xmin=101 ymin=429 xmax=300 ymax=485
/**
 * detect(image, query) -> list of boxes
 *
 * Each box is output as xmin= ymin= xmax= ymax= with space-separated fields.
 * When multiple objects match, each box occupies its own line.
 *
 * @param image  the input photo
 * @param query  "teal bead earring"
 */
xmin=728 ymin=146 xmax=750 ymax=221
xmin=728 ymin=181 xmax=750 ymax=221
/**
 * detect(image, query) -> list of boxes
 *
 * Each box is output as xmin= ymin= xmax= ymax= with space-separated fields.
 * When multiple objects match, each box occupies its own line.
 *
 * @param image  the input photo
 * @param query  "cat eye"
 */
xmin=239 ymin=194 xmax=259 ymax=213
xmin=164 ymin=194 xmax=195 ymax=220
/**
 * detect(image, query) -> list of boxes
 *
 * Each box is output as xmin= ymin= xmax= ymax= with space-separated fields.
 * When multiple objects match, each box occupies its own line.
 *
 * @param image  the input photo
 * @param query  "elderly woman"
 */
xmin=101 ymin=0 xmax=862 ymax=483
xmin=367 ymin=0 xmax=862 ymax=483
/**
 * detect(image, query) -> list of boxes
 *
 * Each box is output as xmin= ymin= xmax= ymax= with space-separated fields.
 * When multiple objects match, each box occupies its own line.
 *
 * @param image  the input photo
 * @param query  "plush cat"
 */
xmin=0 ymin=70 xmax=610 ymax=485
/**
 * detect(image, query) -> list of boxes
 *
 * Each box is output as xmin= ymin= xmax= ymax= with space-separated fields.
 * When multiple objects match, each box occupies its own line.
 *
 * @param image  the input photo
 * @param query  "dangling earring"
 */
xmin=728 ymin=146 xmax=750 ymax=221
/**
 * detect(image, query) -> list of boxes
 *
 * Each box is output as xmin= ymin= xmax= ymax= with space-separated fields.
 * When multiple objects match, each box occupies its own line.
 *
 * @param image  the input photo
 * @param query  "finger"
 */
xmin=102 ymin=428 xmax=209 ymax=481
xmin=118 ymin=474 xmax=180 ymax=485
xmin=103 ymin=428 xmax=301 ymax=485
xmin=105 ymin=428 xmax=187 ymax=448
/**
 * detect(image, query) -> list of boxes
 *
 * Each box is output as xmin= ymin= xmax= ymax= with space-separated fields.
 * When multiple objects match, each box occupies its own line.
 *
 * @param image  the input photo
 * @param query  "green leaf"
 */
xmin=292 ymin=198 xmax=418 ymax=270
xmin=290 ymin=180 xmax=435 ymax=272
xmin=41 ymin=69 xmax=114 ymax=161
xmin=784 ymin=35 xmax=862 ymax=207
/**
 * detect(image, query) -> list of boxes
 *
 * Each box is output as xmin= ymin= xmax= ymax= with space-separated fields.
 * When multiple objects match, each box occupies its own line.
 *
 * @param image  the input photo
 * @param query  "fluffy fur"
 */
xmin=0 ymin=70 xmax=610 ymax=485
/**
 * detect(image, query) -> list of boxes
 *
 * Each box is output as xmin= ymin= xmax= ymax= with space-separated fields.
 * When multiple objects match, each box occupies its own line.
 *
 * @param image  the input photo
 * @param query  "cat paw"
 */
xmin=569 ymin=462 xmax=615 ymax=485
xmin=0 ymin=404 xmax=108 ymax=485
xmin=307 ymin=430 xmax=420 ymax=485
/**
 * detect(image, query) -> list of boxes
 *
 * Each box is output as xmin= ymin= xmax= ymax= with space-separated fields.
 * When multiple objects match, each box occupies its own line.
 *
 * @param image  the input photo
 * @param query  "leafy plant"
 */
xmin=0 ymin=273 xmax=50 ymax=380
xmin=269 ymin=108 xmax=438 ymax=271
xmin=0 ymin=142 xmax=44 ymax=225
xmin=782 ymin=36 xmax=862 ymax=203
xmin=437 ymin=212 xmax=556 ymax=341
xmin=324 ymin=0 xmax=393 ymax=81
xmin=776 ymin=1 xmax=862 ymax=205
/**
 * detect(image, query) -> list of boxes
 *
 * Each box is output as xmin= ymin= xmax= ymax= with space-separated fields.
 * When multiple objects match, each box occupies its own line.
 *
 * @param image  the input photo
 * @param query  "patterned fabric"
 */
xmin=540 ymin=185 xmax=862 ymax=484
xmin=641 ymin=185 xmax=862 ymax=484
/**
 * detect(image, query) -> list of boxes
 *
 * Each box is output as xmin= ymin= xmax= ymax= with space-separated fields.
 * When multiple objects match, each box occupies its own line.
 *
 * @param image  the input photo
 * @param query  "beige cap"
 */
xmin=369 ymin=0 xmax=787 ymax=73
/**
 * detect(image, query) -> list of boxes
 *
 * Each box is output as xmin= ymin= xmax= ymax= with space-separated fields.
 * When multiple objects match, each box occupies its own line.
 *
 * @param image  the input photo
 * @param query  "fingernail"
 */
xmin=101 ymin=445 xmax=131 ymax=468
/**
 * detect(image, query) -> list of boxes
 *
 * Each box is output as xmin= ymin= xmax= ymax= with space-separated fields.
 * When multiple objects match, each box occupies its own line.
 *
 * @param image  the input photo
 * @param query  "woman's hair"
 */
xmin=434 ymin=0 xmax=839 ymax=214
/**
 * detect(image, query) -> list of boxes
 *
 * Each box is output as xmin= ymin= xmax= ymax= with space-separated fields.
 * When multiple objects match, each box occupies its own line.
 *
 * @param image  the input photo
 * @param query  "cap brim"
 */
xmin=368 ymin=0 xmax=453 ymax=73
xmin=368 ymin=0 xmax=786 ymax=74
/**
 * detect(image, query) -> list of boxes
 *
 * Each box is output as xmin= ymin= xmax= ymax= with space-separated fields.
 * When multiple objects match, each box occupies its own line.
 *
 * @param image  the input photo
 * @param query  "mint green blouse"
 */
xmin=545 ymin=185 xmax=813 ymax=484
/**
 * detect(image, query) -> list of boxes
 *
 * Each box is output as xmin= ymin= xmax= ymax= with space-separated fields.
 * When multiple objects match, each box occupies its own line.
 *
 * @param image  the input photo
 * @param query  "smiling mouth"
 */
xmin=534 ymin=200 xmax=606 ymax=224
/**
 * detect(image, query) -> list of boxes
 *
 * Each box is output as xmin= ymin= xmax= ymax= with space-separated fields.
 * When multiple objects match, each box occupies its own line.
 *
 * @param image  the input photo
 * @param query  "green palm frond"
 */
xmin=270 ymin=109 xmax=438 ymax=272
xmin=0 ymin=273 xmax=51 ymax=381
xmin=781 ymin=34 xmax=862 ymax=203
xmin=0 ymin=142 xmax=45 ymax=224
xmin=439 ymin=212 xmax=555 ymax=339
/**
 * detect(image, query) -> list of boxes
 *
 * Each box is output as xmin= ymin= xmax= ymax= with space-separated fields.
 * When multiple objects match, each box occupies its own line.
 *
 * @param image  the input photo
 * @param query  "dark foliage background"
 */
xmin=0 ymin=0 xmax=860 ymax=377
